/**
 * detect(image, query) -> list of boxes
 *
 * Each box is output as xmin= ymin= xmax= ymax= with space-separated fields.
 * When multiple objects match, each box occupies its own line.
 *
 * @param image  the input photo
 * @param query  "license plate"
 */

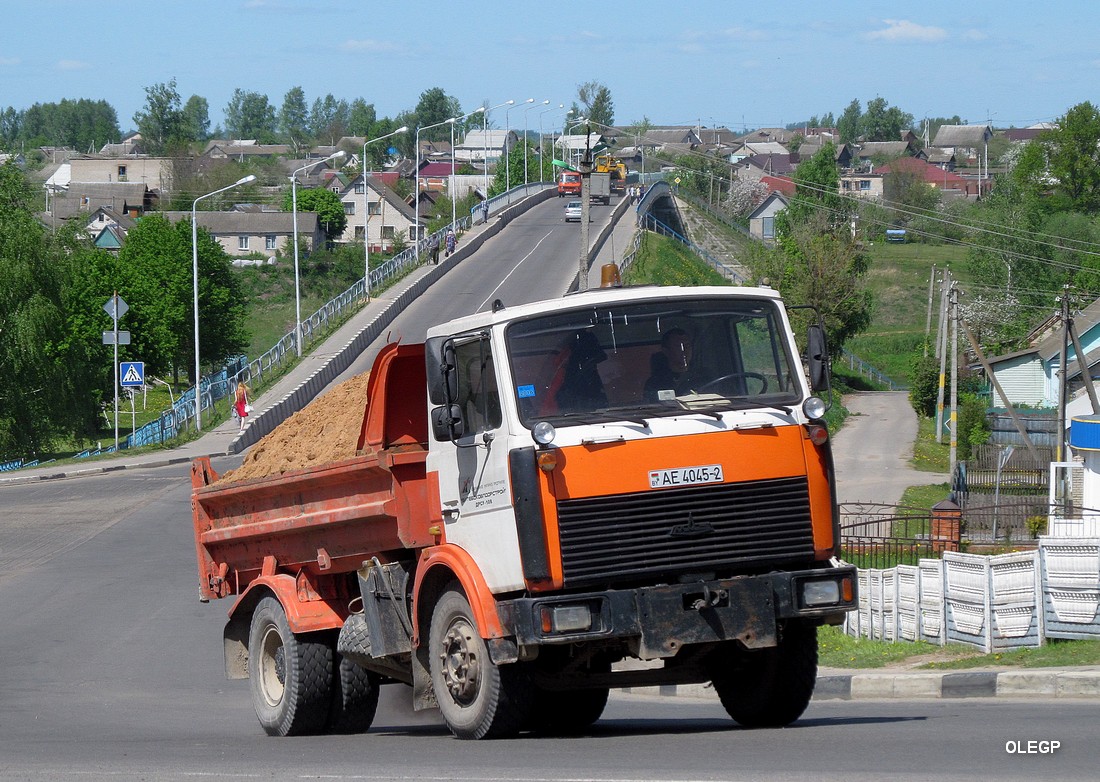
xmin=649 ymin=464 xmax=724 ymax=489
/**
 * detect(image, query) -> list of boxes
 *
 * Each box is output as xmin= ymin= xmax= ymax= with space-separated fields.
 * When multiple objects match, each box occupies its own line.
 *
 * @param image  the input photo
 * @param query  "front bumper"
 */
xmin=499 ymin=565 xmax=857 ymax=660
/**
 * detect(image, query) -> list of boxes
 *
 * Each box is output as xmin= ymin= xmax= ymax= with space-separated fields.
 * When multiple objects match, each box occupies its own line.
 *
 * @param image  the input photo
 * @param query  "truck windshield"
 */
xmin=506 ymin=297 xmax=802 ymax=426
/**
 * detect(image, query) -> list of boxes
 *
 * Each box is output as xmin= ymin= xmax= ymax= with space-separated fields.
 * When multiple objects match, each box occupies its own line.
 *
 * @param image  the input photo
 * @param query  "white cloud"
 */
xmin=720 ymin=26 xmax=767 ymax=42
xmin=56 ymin=59 xmax=91 ymax=71
xmin=865 ymin=19 xmax=947 ymax=43
xmin=0 ymin=56 xmax=19 ymax=66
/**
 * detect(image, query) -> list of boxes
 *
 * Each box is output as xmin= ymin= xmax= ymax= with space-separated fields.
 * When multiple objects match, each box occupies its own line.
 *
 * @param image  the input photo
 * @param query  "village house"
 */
xmin=336 ymin=174 xmax=419 ymax=251
xmin=161 ymin=210 xmax=323 ymax=259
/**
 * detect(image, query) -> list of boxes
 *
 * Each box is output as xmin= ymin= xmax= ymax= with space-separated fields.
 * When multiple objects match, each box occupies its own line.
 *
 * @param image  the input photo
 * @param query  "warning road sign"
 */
xmin=120 ymin=361 xmax=144 ymax=387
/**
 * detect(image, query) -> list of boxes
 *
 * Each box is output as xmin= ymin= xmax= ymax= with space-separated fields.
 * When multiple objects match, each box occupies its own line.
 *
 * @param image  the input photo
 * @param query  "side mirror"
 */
xmin=425 ymin=337 xmax=459 ymax=406
xmin=806 ymin=323 xmax=829 ymax=393
xmin=431 ymin=404 xmax=466 ymax=442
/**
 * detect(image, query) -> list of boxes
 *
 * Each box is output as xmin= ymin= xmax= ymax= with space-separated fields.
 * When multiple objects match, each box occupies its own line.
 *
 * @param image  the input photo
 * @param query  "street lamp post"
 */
xmin=563 ymin=116 xmax=587 ymax=169
xmin=505 ymin=98 xmax=533 ymax=192
xmin=538 ymin=104 xmax=564 ymax=182
xmin=448 ymin=107 xmax=485 ymax=228
xmin=291 ymin=149 xmax=346 ymax=357
xmin=523 ymin=100 xmax=549 ymax=185
xmin=362 ymin=126 xmax=407 ymax=297
xmin=191 ymin=173 xmax=256 ymax=431
xmin=414 ymin=117 xmax=456 ymax=262
xmin=483 ymin=99 xmax=514 ymax=197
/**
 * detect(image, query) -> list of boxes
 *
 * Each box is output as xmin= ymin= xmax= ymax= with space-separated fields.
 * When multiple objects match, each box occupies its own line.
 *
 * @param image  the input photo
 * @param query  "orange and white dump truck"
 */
xmin=191 ymin=284 xmax=856 ymax=740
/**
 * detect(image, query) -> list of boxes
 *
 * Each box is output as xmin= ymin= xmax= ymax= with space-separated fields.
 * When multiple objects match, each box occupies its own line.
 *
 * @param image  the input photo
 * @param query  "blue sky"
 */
xmin=3 ymin=1 xmax=1098 ymax=136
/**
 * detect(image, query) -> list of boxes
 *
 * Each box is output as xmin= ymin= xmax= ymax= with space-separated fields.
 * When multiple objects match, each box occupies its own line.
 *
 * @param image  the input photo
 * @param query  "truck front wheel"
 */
xmin=429 ymin=588 xmax=531 ymax=739
xmin=248 ymin=596 xmax=333 ymax=736
xmin=710 ymin=622 xmax=818 ymax=728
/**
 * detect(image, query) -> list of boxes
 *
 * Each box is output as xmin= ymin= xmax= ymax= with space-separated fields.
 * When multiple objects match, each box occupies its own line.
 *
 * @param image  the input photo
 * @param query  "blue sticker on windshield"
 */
xmin=517 ymin=384 xmax=536 ymax=398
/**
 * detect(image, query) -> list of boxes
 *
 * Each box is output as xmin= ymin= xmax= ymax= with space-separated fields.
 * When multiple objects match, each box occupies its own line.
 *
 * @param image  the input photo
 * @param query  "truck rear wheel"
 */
xmin=710 ymin=622 xmax=817 ymax=728
xmin=326 ymin=653 xmax=380 ymax=734
xmin=429 ymin=588 xmax=531 ymax=739
xmin=248 ymin=596 xmax=333 ymax=736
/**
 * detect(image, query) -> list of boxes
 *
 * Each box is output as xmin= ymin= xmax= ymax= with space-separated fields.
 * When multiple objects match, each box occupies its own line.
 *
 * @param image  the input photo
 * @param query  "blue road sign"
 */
xmin=120 ymin=361 xmax=144 ymax=387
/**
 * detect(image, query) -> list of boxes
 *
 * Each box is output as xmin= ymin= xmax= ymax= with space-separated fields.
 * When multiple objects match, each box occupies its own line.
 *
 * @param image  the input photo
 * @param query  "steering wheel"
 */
xmin=695 ymin=372 xmax=768 ymax=395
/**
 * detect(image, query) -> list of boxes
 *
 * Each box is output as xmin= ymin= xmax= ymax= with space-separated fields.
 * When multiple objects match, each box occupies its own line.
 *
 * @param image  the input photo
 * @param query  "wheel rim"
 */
xmin=438 ymin=617 xmax=481 ymax=706
xmin=258 ymin=625 xmax=287 ymax=707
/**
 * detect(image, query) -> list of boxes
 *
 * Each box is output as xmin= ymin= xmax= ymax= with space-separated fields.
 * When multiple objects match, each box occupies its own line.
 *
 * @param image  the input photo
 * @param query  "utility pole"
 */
xmin=949 ymin=281 xmax=959 ymax=482
xmin=577 ymin=124 xmax=593 ymax=291
xmin=1057 ymin=286 xmax=1071 ymax=463
xmin=924 ymin=264 xmax=937 ymax=357
xmin=935 ymin=270 xmax=951 ymax=442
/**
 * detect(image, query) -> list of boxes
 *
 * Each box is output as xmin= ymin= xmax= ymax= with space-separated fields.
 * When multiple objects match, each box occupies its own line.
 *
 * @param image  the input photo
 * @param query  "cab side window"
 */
xmin=455 ymin=340 xmax=502 ymax=434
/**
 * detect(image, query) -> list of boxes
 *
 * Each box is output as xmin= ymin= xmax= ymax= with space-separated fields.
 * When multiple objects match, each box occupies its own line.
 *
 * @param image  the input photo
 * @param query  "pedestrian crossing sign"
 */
xmin=120 ymin=361 xmax=144 ymax=387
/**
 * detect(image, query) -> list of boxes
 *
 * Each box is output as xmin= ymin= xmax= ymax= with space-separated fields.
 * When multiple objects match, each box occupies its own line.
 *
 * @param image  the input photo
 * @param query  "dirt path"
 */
xmin=831 ymin=391 xmax=949 ymax=506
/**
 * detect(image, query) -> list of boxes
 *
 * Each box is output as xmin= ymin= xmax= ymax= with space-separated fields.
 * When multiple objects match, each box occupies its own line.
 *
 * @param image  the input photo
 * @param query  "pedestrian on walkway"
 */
xmin=233 ymin=381 xmax=251 ymax=432
xmin=445 ymin=229 xmax=457 ymax=257
xmin=428 ymin=232 xmax=440 ymax=265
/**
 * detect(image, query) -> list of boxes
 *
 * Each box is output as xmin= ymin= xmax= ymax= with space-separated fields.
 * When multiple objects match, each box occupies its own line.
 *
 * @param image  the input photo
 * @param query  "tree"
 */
xmin=414 ymin=88 xmax=461 ymax=139
xmin=116 ymin=214 xmax=247 ymax=383
xmin=309 ymin=94 xmax=350 ymax=143
xmin=752 ymin=144 xmax=873 ymax=350
xmin=133 ymin=79 xmax=185 ymax=154
xmin=279 ymin=86 xmax=310 ymax=153
xmin=1044 ymin=101 xmax=1100 ymax=213
xmin=837 ymin=99 xmax=862 ymax=143
xmin=860 ymin=97 xmax=913 ymax=142
xmin=0 ymin=163 xmax=102 ymax=456
xmin=282 ymin=187 xmax=347 ymax=242
xmin=181 ymin=95 xmax=211 ymax=142
xmin=348 ymin=99 xmax=377 ymax=136
xmin=577 ymin=81 xmax=614 ymax=127
xmin=224 ymin=89 xmax=277 ymax=142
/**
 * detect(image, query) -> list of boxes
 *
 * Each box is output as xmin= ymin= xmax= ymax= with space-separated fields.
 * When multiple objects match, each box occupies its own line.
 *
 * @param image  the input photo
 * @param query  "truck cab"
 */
xmin=557 ymin=170 xmax=582 ymax=197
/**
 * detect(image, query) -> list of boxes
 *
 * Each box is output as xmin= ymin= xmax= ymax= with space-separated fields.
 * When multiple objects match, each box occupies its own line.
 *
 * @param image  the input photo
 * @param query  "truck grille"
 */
xmin=556 ymin=476 xmax=815 ymax=588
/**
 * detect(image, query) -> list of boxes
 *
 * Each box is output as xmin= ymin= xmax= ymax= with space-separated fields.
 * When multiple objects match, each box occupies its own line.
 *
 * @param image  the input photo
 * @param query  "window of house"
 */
xmin=762 ymin=216 xmax=775 ymax=239
xmin=344 ymin=201 xmax=355 ymax=215
xmin=238 ymin=236 xmax=249 ymax=250
xmin=265 ymin=235 xmax=277 ymax=250
xmin=368 ymin=202 xmax=382 ymax=216
xmin=117 ymin=165 xmax=127 ymax=181
xmin=354 ymin=183 xmax=365 ymax=194
xmin=382 ymin=226 xmax=395 ymax=239
xmin=860 ymin=180 xmax=871 ymax=191
xmin=354 ymin=226 xmax=365 ymax=239
xmin=842 ymin=180 xmax=851 ymax=190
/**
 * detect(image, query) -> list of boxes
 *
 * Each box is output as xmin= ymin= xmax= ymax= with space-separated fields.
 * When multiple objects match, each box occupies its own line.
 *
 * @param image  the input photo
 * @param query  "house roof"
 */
xmin=760 ymin=175 xmax=796 ymax=197
xmin=341 ymin=174 xmax=417 ymax=222
xmin=1002 ymin=128 xmax=1047 ymax=143
xmin=740 ymin=141 xmax=790 ymax=156
xmin=736 ymin=127 xmax=797 ymax=145
xmin=458 ymin=129 xmax=514 ymax=148
xmin=418 ymin=162 xmax=462 ymax=177
xmin=742 ymin=153 xmax=797 ymax=176
xmin=932 ymin=124 xmax=993 ymax=147
xmin=162 ymin=210 xmax=319 ymax=234
xmin=876 ymin=156 xmax=970 ymax=189
xmin=748 ymin=190 xmax=789 ymax=219
xmin=856 ymin=141 xmax=914 ymax=159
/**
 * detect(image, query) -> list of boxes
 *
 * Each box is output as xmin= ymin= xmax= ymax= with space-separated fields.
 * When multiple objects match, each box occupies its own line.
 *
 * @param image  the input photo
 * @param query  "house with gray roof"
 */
xmin=336 ymin=174 xmax=420 ymax=251
xmin=454 ymin=129 xmax=516 ymax=165
xmin=932 ymin=124 xmax=993 ymax=163
xmin=162 ymin=210 xmax=323 ymax=259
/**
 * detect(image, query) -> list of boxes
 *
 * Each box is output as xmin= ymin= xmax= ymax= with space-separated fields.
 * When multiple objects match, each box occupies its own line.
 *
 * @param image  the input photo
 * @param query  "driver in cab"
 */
xmin=644 ymin=328 xmax=694 ymax=401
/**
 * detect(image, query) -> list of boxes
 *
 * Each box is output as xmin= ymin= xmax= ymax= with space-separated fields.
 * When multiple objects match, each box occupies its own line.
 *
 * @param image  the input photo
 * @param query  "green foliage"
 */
xmin=279 ymin=86 xmax=310 ymax=153
xmin=282 ymin=187 xmax=348 ymax=240
xmin=957 ymin=392 xmax=991 ymax=460
xmin=309 ymin=93 xmax=350 ymax=141
xmin=622 ymin=233 xmax=728 ymax=287
xmin=414 ymin=88 xmax=462 ymax=140
xmin=133 ymin=80 xmax=185 ymax=154
xmin=181 ymin=94 xmax=211 ymax=142
xmin=1044 ymin=101 xmax=1100 ymax=213
xmin=224 ymin=89 xmax=277 ymax=142
xmin=6 ymin=98 xmax=121 ymax=152
xmin=0 ymin=163 xmax=103 ymax=456
xmin=116 ymin=214 xmax=247 ymax=383
xmin=908 ymin=348 xmax=939 ymax=417
xmin=577 ymin=81 xmax=614 ymax=127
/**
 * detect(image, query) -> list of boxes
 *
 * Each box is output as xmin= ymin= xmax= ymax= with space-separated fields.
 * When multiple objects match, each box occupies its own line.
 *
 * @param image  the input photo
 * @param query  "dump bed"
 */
xmin=191 ymin=343 xmax=431 ymax=602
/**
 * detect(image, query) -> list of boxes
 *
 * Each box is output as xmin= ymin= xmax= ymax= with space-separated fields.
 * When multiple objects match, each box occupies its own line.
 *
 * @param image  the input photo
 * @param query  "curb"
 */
xmin=622 ymin=669 xmax=1100 ymax=701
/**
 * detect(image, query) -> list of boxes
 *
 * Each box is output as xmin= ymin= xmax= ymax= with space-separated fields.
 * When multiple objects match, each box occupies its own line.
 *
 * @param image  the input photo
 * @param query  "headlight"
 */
xmin=802 ymin=579 xmax=841 ymax=607
xmin=802 ymin=396 xmax=827 ymax=420
xmin=532 ymin=421 xmax=556 ymax=446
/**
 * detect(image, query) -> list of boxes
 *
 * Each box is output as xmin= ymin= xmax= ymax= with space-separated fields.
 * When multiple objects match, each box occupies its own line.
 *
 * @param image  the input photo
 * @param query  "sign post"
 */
xmin=103 ymin=294 xmax=130 ymax=451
